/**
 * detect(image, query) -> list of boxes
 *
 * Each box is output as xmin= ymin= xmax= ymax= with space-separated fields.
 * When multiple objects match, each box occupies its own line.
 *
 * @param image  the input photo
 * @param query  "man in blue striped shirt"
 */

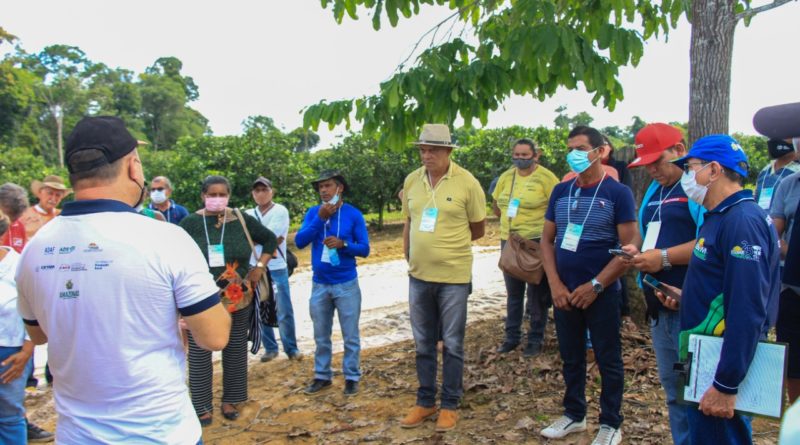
xmin=539 ymin=126 xmax=637 ymax=445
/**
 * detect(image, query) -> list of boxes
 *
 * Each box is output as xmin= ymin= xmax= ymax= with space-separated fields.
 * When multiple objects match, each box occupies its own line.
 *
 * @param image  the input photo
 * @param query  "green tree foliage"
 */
xmin=140 ymin=120 xmax=315 ymax=217
xmin=309 ymin=133 xmax=418 ymax=227
xmin=0 ymin=61 xmax=38 ymax=146
xmin=553 ymin=106 xmax=594 ymax=130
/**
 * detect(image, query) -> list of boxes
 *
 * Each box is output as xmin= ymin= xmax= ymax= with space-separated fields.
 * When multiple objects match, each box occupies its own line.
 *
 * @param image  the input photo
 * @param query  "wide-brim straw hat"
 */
xmin=31 ymin=175 xmax=73 ymax=195
xmin=413 ymin=124 xmax=457 ymax=148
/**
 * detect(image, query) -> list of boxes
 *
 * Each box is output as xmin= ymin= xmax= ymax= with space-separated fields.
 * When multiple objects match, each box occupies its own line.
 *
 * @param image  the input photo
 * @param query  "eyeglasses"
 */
xmin=683 ymin=162 xmax=708 ymax=173
xmin=150 ymin=187 xmax=166 ymax=192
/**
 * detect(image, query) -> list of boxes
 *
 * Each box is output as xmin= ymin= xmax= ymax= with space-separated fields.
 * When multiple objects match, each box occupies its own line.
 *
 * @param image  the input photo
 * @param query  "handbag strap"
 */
xmin=233 ymin=208 xmax=260 ymax=262
xmin=507 ymin=170 xmax=516 ymax=233
xmin=251 ymin=207 xmax=287 ymax=262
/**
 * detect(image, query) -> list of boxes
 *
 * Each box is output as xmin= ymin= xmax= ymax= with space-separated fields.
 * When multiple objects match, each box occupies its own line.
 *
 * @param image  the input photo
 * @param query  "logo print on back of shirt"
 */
xmin=59 ymin=246 xmax=75 ymax=254
xmin=84 ymin=243 xmax=102 ymax=253
xmin=693 ymin=238 xmax=707 ymax=261
xmin=44 ymin=247 xmax=55 ymax=255
xmin=730 ymin=241 xmax=762 ymax=262
xmin=59 ymin=279 xmax=79 ymax=299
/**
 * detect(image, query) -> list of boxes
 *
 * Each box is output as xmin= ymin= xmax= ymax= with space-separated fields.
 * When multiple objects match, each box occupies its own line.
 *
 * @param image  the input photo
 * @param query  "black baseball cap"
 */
xmin=65 ymin=116 xmax=138 ymax=174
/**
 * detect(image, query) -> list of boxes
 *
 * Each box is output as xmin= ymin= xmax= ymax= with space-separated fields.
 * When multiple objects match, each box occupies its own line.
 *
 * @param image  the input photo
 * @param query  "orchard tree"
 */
xmin=304 ymin=0 xmax=795 ymax=146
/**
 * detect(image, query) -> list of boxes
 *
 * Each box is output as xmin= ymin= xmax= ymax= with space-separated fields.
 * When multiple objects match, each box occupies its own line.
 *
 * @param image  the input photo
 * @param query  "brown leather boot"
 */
xmin=400 ymin=405 xmax=438 ymax=428
xmin=435 ymin=409 xmax=458 ymax=432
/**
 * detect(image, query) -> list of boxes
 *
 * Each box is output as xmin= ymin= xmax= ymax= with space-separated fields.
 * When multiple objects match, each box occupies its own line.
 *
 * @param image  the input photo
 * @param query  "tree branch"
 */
xmin=735 ymin=0 xmax=796 ymax=21
xmin=396 ymin=1 xmax=479 ymax=71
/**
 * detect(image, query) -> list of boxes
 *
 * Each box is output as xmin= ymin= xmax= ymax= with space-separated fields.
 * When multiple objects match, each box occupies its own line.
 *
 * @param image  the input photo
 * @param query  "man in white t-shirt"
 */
xmin=247 ymin=176 xmax=301 ymax=362
xmin=15 ymin=116 xmax=231 ymax=444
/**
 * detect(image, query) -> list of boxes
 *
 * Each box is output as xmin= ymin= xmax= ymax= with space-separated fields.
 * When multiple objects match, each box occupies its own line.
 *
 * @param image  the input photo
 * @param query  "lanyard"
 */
xmin=650 ymin=181 xmax=680 ymax=223
xmin=567 ymin=173 xmax=606 ymax=226
xmin=202 ymin=210 xmax=227 ymax=247
xmin=323 ymin=207 xmax=341 ymax=239
xmin=760 ymin=166 xmax=790 ymax=193
xmin=424 ymin=170 xmax=446 ymax=209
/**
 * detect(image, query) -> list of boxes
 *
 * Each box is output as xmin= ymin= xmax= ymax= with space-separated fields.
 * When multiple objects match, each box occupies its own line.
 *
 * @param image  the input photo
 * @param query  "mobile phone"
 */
xmin=643 ymin=274 xmax=682 ymax=302
xmin=608 ymin=248 xmax=634 ymax=260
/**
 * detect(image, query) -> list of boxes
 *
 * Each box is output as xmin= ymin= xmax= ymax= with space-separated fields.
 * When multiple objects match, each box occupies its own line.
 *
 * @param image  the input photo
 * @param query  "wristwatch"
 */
xmin=342 ymin=241 xmax=349 ymax=249
xmin=591 ymin=278 xmax=604 ymax=294
xmin=256 ymin=261 xmax=265 ymax=269
xmin=661 ymin=249 xmax=672 ymax=271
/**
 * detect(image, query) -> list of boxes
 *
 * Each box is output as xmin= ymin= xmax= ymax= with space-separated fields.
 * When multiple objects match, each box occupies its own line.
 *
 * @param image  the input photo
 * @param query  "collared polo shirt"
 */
xmin=492 ymin=165 xmax=559 ymax=240
xmin=148 ymin=199 xmax=189 ymax=225
xmin=402 ymin=161 xmax=486 ymax=284
xmin=16 ymin=199 xmax=220 ymax=444
xmin=679 ymin=190 xmax=780 ymax=395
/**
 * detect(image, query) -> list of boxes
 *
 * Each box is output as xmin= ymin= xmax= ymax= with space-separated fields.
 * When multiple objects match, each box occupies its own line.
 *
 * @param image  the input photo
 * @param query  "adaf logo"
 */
xmin=731 ymin=241 xmax=762 ymax=262
xmin=693 ymin=238 xmax=707 ymax=261
xmin=43 ymin=246 xmax=55 ymax=255
xmin=59 ymin=279 xmax=79 ymax=299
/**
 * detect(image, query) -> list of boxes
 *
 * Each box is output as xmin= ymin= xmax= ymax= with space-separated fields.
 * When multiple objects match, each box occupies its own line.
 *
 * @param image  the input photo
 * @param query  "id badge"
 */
xmin=560 ymin=223 xmax=583 ymax=252
xmin=208 ymin=244 xmax=225 ymax=267
xmin=419 ymin=207 xmax=439 ymax=233
xmin=322 ymin=246 xmax=340 ymax=266
xmin=507 ymin=198 xmax=520 ymax=218
xmin=642 ymin=221 xmax=661 ymax=252
xmin=758 ymin=187 xmax=774 ymax=210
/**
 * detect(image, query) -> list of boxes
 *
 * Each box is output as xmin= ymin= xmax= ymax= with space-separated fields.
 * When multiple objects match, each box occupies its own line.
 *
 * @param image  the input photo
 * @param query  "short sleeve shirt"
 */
xmin=0 ymin=248 xmax=25 ymax=347
xmin=755 ymin=161 xmax=800 ymax=210
xmin=402 ymin=162 xmax=486 ymax=284
xmin=246 ymin=203 xmax=290 ymax=271
xmin=492 ymin=166 xmax=559 ymax=240
xmin=15 ymin=199 xmax=220 ymax=444
xmin=545 ymin=175 xmax=636 ymax=291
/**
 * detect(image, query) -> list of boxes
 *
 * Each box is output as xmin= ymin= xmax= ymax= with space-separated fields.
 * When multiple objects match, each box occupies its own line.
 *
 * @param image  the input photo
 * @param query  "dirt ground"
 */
xmin=23 ymin=219 xmax=784 ymax=444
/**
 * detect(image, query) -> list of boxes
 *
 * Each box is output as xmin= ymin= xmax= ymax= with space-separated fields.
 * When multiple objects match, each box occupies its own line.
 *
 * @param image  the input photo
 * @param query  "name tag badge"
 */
xmin=758 ymin=187 xmax=774 ymax=210
xmin=419 ymin=207 xmax=439 ymax=233
xmin=321 ymin=246 xmax=340 ymax=266
xmin=208 ymin=244 xmax=225 ymax=268
xmin=560 ymin=223 xmax=583 ymax=252
xmin=642 ymin=221 xmax=661 ymax=252
xmin=506 ymin=198 xmax=520 ymax=218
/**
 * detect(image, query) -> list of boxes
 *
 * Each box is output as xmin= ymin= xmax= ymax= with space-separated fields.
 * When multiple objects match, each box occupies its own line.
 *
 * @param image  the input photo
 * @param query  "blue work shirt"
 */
xmin=638 ymin=179 xmax=704 ymax=319
xmin=148 ymin=200 xmax=189 ymax=225
xmin=679 ymin=190 xmax=780 ymax=395
xmin=295 ymin=203 xmax=370 ymax=285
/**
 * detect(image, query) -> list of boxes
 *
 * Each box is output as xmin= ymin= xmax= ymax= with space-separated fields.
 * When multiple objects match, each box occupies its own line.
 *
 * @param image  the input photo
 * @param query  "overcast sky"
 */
xmin=3 ymin=1 xmax=799 ymax=148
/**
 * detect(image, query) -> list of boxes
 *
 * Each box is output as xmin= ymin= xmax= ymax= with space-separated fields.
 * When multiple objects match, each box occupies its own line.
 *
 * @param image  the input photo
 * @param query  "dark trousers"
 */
xmin=502 ymin=271 xmax=550 ymax=346
xmin=554 ymin=289 xmax=624 ymax=428
xmin=687 ymin=406 xmax=752 ymax=444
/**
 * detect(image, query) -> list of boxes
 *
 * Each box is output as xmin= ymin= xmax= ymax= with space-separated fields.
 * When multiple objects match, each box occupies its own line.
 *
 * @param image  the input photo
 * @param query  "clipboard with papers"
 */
xmin=677 ymin=334 xmax=787 ymax=419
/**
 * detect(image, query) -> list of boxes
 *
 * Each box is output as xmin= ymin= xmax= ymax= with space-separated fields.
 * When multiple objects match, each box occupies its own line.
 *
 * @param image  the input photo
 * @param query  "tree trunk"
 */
xmin=688 ymin=0 xmax=737 ymax=144
xmin=55 ymin=108 xmax=64 ymax=169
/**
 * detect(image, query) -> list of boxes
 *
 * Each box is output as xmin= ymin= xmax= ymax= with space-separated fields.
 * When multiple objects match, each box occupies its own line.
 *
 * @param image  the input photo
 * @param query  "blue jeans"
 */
xmin=0 ymin=346 xmax=31 ymax=445
xmin=408 ymin=276 xmax=469 ymax=410
xmin=554 ymin=289 xmax=624 ymax=428
xmin=687 ymin=407 xmax=752 ymax=444
xmin=650 ymin=310 xmax=689 ymax=445
xmin=500 ymin=240 xmax=551 ymax=346
xmin=309 ymin=278 xmax=362 ymax=381
xmin=261 ymin=268 xmax=299 ymax=356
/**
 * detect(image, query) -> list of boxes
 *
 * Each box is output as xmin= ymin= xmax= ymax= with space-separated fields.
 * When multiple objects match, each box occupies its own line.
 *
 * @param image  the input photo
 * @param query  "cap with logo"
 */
xmin=672 ymin=134 xmax=749 ymax=177
xmin=65 ymin=116 xmax=139 ymax=174
xmin=628 ymin=123 xmax=684 ymax=168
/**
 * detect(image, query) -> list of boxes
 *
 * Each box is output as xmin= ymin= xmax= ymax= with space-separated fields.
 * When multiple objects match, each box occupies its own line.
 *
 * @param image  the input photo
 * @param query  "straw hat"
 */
xmin=31 ymin=175 xmax=73 ymax=195
xmin=413 ymin=124 xmax=457 ymax=148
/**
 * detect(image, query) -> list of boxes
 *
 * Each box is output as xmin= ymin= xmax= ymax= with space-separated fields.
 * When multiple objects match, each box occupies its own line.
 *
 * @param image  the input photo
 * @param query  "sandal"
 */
xmin=221 ymin=403 xmax=240 ymax=421
xmin=198 ymin=413 xmax=213 ymax=427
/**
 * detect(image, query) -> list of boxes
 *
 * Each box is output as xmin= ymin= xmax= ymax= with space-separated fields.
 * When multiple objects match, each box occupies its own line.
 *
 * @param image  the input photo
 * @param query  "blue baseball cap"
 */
xmin=673 ymin=134 xmax=749 ymax=177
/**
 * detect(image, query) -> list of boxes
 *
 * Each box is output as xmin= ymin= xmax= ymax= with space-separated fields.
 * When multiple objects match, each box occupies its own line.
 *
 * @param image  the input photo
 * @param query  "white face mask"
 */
xmin=150 ymin=190 xmax=167 ymax=204
xmin=681 ymin=164 xmax=711 ymax=206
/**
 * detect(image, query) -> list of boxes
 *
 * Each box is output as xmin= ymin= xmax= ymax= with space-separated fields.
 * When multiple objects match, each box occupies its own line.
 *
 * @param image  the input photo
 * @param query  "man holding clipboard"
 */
xmin=666 ymin=134 xmax=781 ymax=444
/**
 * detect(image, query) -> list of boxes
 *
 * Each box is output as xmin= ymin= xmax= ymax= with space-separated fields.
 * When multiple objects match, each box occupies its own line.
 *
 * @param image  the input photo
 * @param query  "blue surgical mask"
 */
xmin=512 ymin=158 xmax=535 ymax=169
xmin=566 ymin=147 xmax=598 ymax=174
xmin=325 ymin=192 xmax=340 ymax=206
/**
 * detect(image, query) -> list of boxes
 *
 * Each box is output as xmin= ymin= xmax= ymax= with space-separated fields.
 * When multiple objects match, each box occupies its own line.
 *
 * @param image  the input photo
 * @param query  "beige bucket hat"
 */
xmin=413 ymin=124 xmax=457 ymax=148
xmin=31 ymin=175 xmax=73 ymax=195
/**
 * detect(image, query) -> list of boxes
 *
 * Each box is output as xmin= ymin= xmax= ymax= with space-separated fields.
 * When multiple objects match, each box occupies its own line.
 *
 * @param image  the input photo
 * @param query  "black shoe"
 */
xmin=523 ymin=342 xmax=542 ymax=358
xmin=221 ymin=404 xmax=240 ymax=421
xmin=304 ymin=379 xmax=332 ymax=395
xmin=27 ymin=422 xmax=54 ymax=443
xmin=260 ymin=350 xmax=278 ymax=362
xmin=343 ymin=380 xmax=359 ymax=396
xmin=496 ymin=342 xmax=520 ymax=354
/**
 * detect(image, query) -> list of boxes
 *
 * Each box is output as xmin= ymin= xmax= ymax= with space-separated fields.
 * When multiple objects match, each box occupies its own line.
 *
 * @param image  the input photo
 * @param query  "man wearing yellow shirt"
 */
xmin=492 ymin=139 xmax=559 ymax=357
xmin=399 ymin=124 xmax=486 ymax=432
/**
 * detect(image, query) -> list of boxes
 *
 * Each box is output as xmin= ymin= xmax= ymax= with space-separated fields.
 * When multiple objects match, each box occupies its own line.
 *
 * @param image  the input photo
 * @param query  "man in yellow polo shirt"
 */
xmin=399 ymin=124 xmax=486 ymax=432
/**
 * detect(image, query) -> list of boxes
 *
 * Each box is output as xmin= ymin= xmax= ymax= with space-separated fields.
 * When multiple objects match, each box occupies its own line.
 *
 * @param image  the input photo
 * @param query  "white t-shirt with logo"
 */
xmin=246 ymin=203 xmax=290 ymax=271
xmin=16 ymin=200 xmax=220 ymax=445
xmin=0 ymin=248 xmax=25 ymax=347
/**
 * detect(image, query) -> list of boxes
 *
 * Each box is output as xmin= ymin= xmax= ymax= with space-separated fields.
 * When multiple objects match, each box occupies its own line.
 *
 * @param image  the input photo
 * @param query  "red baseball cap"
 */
xmin=628 ymin=123 xmax=684 ymax=168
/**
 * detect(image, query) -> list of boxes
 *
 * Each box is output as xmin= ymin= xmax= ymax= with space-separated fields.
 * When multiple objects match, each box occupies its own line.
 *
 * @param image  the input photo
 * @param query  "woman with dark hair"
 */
xmin=492 ymin=138 xmax=559 ymax=357
xmin=179 ymin=175 xmax=277 ymax=425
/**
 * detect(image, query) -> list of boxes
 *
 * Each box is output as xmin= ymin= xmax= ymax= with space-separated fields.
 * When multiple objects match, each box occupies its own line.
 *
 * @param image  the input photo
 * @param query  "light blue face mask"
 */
xmin=566 ymin=147 xmax=598 ymax=174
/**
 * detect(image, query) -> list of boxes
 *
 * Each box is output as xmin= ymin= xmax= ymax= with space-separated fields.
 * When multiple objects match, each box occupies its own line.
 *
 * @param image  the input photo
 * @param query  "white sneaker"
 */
xmin=591 ymin=425 xmax=622 ymax=445
xmin=540 ymin=415 xmax=587 ymax=439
